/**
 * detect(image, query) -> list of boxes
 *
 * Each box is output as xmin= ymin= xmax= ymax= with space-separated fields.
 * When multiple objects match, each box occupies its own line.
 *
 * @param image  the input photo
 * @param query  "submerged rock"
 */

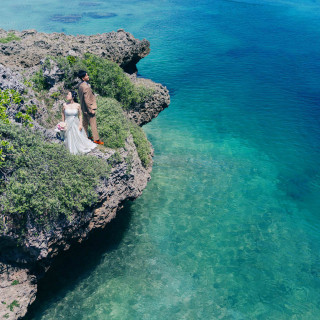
xmin=50 ymin=14 xmax=82 ymax=23
xmin=79 ymin=1 xmax=102 ymax=6
xmin=86 ymin=12 xmax=117 ymax=19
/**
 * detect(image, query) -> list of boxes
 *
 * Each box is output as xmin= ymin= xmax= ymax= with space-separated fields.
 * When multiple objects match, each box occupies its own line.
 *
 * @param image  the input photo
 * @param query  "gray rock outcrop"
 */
xmin=127 ymin=74 xmax=170 ymax=125
xmin=0 ymin=264 xmax=36 ymax=320
xmin=0 ymin=64 xmax=25 ymax=93
xmin=0 ymin=29 xmax=150 ymax=74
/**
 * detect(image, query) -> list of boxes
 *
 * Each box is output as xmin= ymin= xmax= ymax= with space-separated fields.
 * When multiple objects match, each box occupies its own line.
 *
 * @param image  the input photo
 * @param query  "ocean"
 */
xmin=2 ymin=0 xmax=320 ymax=318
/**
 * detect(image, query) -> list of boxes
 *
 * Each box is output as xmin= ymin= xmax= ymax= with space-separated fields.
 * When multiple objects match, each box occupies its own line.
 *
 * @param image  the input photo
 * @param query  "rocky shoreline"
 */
xmin=0 ymin=29 xmax=169 ymax=319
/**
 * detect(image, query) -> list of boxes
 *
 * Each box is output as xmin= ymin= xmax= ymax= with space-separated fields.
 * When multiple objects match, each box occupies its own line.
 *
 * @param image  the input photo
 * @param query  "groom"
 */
xmin=78 ymin=70 xmax=104 ymax=145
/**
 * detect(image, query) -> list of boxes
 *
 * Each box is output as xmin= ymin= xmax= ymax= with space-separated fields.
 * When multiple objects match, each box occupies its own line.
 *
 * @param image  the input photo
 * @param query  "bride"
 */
xmin=62 ymin=91 xmax=96 ymax=155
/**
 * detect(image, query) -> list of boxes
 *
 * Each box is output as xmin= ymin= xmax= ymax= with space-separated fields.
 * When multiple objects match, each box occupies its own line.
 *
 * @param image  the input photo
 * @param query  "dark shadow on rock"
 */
xmin=24 ymin=201 xmax=134 ymax=319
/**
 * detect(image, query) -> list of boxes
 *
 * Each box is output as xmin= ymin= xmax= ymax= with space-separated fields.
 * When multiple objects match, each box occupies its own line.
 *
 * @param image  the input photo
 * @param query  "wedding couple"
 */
xmin=62 ymin=70 xmax=104 ymax=155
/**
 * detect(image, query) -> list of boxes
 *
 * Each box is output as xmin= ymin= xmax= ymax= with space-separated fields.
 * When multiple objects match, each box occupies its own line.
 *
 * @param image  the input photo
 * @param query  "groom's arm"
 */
xmin=83 ymin=86 xmax=97 ymax=114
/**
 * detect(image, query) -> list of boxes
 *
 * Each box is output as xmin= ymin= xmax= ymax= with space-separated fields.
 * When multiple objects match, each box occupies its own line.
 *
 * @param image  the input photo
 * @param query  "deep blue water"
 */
xmin=2 ymin=0 xmax=320 ymax=318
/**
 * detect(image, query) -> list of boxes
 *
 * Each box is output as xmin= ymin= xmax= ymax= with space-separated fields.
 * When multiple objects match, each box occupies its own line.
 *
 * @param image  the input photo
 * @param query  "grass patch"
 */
xmin=129 ymin=123 xmax=151 ymax=167
xmin=0 ymin=32 xmax=20 ymax=43
xmin=95 ymin=96 xmax=152 ymax=167
xmin=0 ymin=123 xmax=109 ymax=233
xmin=96 ymin=97 xmax=130 ymax=149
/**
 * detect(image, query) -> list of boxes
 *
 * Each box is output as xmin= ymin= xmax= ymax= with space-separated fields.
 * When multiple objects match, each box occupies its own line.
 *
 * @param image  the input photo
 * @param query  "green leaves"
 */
xmin=96 ymin=97 xmax=130 ymax=149
xmin=129 ymin=122 xmax=151 ymax=167
xmin=0 ymin=32 xmax=21 ymax=44
xmin=0 ymin=140 xmax=13 ymax=168
xmin=0 ymin=124 xmax=109 ymax=232
xmin=46 ymin=54 xmax=153 ymax=110
xmin=8 ymin=300 xmax=19 ymax=312
xmin=95 ymin=97 xmax=152 ymax=167
xmin=31 ymin=69 xmax=49 ymax=91
xmin=82 ymin=53 xmax=153 ymax=109
xmin=0 ymin=88 xmax=37 ymax=129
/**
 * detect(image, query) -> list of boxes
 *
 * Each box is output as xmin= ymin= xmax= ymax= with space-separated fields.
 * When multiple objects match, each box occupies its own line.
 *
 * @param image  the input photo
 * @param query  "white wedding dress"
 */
xmin=64 ymin=108 xmax=96 ymax=155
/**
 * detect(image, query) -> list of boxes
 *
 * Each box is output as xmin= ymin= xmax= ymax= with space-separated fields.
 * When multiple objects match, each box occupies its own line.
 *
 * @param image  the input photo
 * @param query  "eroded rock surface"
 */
xmin=0 ymin=29 xmax=150 ymax=74
xmin=127 ymin=74 xmax=170 ymax=125
xmin=0 ymin=264 xmax=36 ymax=320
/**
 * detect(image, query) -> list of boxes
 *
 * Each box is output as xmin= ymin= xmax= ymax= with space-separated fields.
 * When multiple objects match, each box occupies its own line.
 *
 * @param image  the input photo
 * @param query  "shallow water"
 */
xmin=2 ymin=0 xmax=320 ymax=319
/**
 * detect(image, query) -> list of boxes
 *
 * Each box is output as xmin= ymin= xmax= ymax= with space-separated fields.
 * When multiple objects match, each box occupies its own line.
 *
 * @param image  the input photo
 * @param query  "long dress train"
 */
xmin=64 ymin=108 xmax=96 ymax=155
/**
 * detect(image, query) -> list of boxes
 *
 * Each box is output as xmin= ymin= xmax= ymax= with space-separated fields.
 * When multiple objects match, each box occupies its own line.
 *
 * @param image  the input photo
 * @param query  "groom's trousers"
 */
xmin=83 ymin=112 xmax=99 ymax=141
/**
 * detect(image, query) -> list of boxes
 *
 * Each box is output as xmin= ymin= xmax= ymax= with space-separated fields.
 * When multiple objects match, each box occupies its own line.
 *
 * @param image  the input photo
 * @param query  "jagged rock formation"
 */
xmin=0 ymin=29 xmax=150 ymax=74
xmin=0 ymin=29 xmax=169 ymax=320
xmin=0 ymin=64 xmax=25 ymax=93
xmin=0 ymin=264 xmax=36 ymax=320
xmin=127 ymin=74 xmax=170 ymax=126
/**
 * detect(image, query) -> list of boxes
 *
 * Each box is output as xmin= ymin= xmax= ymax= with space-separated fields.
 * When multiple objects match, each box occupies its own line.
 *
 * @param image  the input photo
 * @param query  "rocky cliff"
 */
xmin=0 ymin=29 xmax=149 ymax=74
xmin=0 ymin=29 xmax=169 ymax=320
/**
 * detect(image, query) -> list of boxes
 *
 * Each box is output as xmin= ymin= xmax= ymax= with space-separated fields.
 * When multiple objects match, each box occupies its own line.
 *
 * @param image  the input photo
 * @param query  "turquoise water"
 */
xmin=3 ymin=0 xmax=320 ymax=318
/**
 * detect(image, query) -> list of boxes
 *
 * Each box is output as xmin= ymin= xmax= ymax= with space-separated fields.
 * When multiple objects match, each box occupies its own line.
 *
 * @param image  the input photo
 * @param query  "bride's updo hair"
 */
xmin=71 ymin=90 xmax=78 ymax=103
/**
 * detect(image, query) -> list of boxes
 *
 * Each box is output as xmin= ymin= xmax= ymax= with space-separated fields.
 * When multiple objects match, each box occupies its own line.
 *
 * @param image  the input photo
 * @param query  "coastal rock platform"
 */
xmin=0 ymin=28 xmax=150 ymax=74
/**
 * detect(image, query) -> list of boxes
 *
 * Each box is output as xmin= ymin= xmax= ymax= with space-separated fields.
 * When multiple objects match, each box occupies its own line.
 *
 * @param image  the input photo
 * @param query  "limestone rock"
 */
xmin=127 ymin=74 xmax=170 ymax=126
xmin=0 ymin=29 xmax=150 ymax=74
xmin=0 ymin=263 xmax=36 ymax=320
xmin=41 ymin=59 xmax=65 ymax=88
xmin=0 ymin=64 xmax=25 ymax=93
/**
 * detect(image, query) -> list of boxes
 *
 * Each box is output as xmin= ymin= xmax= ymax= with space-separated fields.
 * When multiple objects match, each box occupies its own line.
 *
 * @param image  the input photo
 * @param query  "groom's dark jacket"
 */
xmin=78 ymin=81 xmax=97 ymax=114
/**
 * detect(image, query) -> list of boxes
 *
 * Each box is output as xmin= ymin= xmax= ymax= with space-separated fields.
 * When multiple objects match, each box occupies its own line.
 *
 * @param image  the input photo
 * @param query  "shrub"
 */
xmin=31 ymin=69 xmax=49 ymax=91
xmin=95 ymin=96 xmax=152 ymax=167
xmin=0 ymin=32 xmax=20 ymax=43
xmin=96 ymin=97 xmax=130 ymax=149
xmin=46 ymin=54 xmax=154 ymax=109
xmin=0 ymin=123 xmax=109 ymax=232
xmin=8 ymin=300 xmax=20 ymax=312
xmin=0 ymin=88 xmax=28 ymax=167
xmin=129 ymin=122 xmax=151 ymax=167
xmin=82 ymin=53 xmax=154 ymax=109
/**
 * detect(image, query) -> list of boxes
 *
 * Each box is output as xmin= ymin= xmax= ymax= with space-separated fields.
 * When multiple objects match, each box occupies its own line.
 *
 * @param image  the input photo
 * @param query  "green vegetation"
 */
xmin=0 ymin=47 xmax=154 ymax=248
xmin=0 ymin=89 xmax=35 ymax=128
xmin=44 ymin=54 xmax=154 ymax=109
xmin=50 ymin=91 xmax=60 ymax=100
xmin=125 ymin=153 xmax=133 ymax=175
xmin=129 ymin=123 xmax=151 ymax=167
xmin=95 ymin=97 xmax=151 ymax=167
xmin=0 ymin=32 xmax=20 ymax=44
xmin=1 ymin=89 xmax=21 ymax=123
xmin=0 ymin=123 xmax=109 ymax=232
xmin=31 ymin=69 xmax=49 ymax=91
xmin=11 ymin=280 xmax=19 ymax=286
xmin=107 ymin=151 xmax=122 ymax=166
xmin=80 ymin=54 xmax=153 ymax=109
xmin=8 ymin=300 xmax=19 ymax=312
xmin=23 ymin=80 xmax=32 ymax=88
xmin=96 ymin=97 xmax=130 ymax=149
